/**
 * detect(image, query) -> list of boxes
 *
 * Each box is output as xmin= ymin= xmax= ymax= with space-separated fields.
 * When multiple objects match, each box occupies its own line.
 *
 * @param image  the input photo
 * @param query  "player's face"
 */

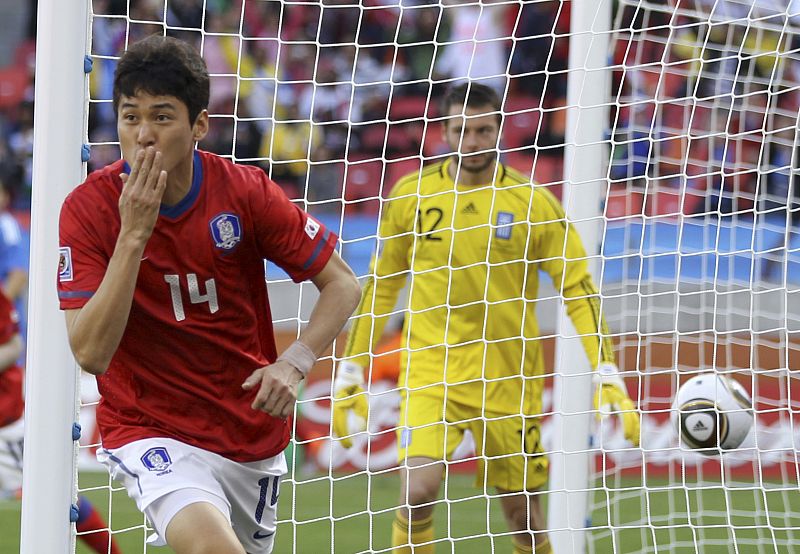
xmin=117 ymin=92 xmax=208 ymax=175
xmin=443 ymin=104 xmax=500 ymax=174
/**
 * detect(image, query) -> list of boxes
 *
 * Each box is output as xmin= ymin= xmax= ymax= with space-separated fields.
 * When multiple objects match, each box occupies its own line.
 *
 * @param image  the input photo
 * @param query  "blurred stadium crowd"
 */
xmin=1 ymin=0 xmax=800 ymax=221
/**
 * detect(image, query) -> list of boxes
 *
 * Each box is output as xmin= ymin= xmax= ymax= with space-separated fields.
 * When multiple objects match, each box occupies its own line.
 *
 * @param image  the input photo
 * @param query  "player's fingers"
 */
xmin=134 ymin=147 xmax=155 ymax=189
xmin=144 ymin=151 xmax=162 ymax=192
xmin=332 ymin=413 xmax=353 ymax=448
xmin=154 ymin=170 xmax=168 ymax=199
xmin=251 ymin=388 xmax=269 ymax=411
xmin=354 ymin=395 xmax=369 ymax=420
xmin=623 ymin=411 xmax=641 ymax=446
xmin=275 ymin=382 xmax=299 ymax=418
xmin=125 ymin=149 xmax=145 ymax=187
xmin=242 ymin=367 xmax=265 ymax=390
xmin=276 ymin=396 xmax=295 ymax=419
xmin=119 ymin=173 xmax=129 ymax=185
xmin=257 ymin=384 xmax=280 ymax=414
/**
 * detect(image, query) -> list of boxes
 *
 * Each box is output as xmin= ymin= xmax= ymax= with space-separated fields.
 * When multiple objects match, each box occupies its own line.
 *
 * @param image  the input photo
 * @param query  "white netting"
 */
xmin=68 ymin=0 xmax=800 ymax=552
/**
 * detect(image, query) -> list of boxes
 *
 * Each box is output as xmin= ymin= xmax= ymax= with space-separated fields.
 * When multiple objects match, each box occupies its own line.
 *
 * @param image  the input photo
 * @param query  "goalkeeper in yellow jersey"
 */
xmin=333 ymin=83 xmax=640 ymax=554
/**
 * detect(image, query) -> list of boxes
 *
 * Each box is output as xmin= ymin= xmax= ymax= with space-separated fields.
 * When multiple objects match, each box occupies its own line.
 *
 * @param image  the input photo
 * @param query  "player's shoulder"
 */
xmin=495 ymin=163 xmax=537 ymax=206
xmin=390 ymin=161 xmax=446 ymax=198
xmin=531 ymin=183 xmax=566 ymax=221
xmin=197 ymin=150 xmax=272 ymax=196
xmin=62 ymin=159 xmax=125 ymax=215
xmin=495 ymin=163 xmax=566 ymax=220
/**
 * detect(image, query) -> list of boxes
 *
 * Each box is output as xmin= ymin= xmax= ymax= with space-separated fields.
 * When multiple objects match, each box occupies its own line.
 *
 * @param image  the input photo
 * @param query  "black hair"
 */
xmin=440 ymin=82 xmax=502 ymax=125
xmin=113 ymin=35 xmax=209 ymax=125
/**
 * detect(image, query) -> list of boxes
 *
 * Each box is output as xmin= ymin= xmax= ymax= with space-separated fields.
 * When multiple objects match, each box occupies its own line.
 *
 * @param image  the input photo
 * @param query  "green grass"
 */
xmin=4 ymin=470 xmax=800 ymax=553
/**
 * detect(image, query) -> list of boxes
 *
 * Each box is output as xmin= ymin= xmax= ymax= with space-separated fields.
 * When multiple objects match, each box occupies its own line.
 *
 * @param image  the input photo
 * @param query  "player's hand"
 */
xmin=331 ymin=360 xmax=368 ymax=448
xmin=594 ymin=363 xmax=640 ymax=446
xmin=242 ymin=360 xmax=303 ymax=419
xmin=118 ymin=146 xmax=167 ymax=246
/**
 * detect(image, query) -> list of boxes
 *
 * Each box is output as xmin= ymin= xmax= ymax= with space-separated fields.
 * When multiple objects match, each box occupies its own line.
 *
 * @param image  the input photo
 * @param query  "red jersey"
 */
xmin=57 ymin=150 xmax=337 ymax=461
xmin=0 ymin=291 xmax=21 ymax=428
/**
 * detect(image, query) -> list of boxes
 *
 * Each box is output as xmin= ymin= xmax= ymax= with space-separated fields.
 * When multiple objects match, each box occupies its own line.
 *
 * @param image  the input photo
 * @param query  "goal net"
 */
xmin=23 ymin=0 xmax=800 ymax=553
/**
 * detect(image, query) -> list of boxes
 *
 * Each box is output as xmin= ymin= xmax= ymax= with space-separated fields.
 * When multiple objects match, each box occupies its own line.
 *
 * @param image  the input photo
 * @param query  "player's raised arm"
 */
xmin=64 ymin=146 xmax=167 ymax=375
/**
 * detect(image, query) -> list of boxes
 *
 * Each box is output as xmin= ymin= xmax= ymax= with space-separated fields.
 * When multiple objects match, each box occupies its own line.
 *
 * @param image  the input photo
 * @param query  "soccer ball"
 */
xmin=671 ymin=373 xmax=753 ymax=455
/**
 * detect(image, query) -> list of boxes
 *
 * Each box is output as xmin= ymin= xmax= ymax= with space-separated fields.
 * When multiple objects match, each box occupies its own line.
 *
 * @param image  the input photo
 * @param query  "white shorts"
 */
xmin=97 ymin=437 xmax=286 ymax=554
xmin=0 ymin=417 xmax=24 ymax=496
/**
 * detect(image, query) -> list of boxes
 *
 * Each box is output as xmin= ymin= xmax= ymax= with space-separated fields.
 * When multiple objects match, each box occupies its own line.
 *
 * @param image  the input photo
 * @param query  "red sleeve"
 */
xmin=250 ymin=174 xmax=338 ymax=283
xmin=0 ymin=293 xmax=19 ymax=343
xmin=57 ymin=185 xmax=114 ymax=310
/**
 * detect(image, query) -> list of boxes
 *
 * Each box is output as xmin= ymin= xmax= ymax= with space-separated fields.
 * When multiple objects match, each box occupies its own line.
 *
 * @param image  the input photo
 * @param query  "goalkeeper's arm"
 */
xmin=562 ymin=280 xmax=640 ymax=446
xmin=535 ymin=191 xmax=641 ymax=446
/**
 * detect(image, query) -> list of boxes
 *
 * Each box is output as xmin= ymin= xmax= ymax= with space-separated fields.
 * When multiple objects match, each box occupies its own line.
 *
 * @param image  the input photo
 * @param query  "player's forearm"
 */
xmin=300 ymin=271 xmax=362 ymax=357
xmin=65 ymin=236 xmax=145 ymax=375
xmin=0 ymin=334 xmax=23 ymax=372
xmin=563 ymin=277 xmax=616 ymax=367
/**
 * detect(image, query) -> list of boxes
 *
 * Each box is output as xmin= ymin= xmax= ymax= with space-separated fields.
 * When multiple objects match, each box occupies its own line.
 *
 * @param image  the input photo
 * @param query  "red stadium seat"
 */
xmin=606 ymin=185 xmax=644 ymax=220
xmin=532 ymin=155 xmax=562 ymax=185
xmin=385 ymin=158 xmax=423 ymax=192
xmin=504 ymin=151 xmax=534 ymax=178
xmin=422 ymin=121 xmax=448 ymax=159
xmin=389 ymin=95 xmax=436 ymax=122
xmin=0 ymin=65 xmax=29 ymax=109
xmin=502 ymin=95 xmax=542 ymax=149
xmin=344 ymin=159 xmax=385 ymax=213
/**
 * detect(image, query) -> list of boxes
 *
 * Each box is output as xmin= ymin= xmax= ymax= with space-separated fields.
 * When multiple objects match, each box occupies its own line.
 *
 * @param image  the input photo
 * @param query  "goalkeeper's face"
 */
xmin=443 ymin=105 xmax=500 ymax=174
xmin=117 ymin=91 xmax=208 ymax=176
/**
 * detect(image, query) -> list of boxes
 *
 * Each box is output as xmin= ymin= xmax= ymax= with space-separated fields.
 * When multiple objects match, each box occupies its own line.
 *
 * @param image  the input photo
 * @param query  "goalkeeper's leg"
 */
xmin=392 ymin=457 xmax=444 ymax=554
xmin=497 ymin=490 xmax=551 ymax=554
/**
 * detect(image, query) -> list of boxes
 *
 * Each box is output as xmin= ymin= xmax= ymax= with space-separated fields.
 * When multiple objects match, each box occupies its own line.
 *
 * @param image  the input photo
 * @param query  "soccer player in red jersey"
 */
xmin=0 ymin=290 xmax=120 ymax=553
xmin=57 ymin=35 xmax=361 ymax=553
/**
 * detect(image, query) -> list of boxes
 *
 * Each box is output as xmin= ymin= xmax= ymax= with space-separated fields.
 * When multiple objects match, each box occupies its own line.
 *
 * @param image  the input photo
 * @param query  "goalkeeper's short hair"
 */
xmin=113 ymin=34 xmax=210 ymax=125
xmin=440 ymin=82 xmax=502 ymax=125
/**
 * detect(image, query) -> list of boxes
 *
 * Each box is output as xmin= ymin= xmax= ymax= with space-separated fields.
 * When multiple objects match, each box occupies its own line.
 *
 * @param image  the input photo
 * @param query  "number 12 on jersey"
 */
xmin=164 ymin=273 xmax=219 ymax=321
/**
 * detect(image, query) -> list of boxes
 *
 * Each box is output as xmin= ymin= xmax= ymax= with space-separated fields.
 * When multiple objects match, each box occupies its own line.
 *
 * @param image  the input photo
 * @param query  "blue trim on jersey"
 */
xmin=302 ymin=229 xmax=331 ymax=271
xmin=101 ymin=449 xmax=143 ymax=495
xmin=124 ymin=152 xmax=204 ymax=218
xmin=58 ymin=290 xmax=94 ymax=299
xmin=160 ymin=150 xmax=203 ymax=218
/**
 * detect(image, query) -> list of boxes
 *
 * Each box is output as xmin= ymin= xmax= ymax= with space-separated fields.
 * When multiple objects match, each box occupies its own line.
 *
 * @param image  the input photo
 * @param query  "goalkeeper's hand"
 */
xmin=331 ymin=360 xmax=368 ymax=448
xmin=594 ymin=362 xmax=640 ymax=446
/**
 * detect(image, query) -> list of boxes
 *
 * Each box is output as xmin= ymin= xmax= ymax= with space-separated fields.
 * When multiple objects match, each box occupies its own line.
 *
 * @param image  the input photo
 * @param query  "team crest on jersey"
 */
xmin=58 ymin=247 xmax=73 ymax=282
xmin=141 ymin=447 xmax=172 ymax=472
xmin=210 ymin=213 xmax=242 ymax=251
xmin=495 ymin=211 xmax=514 ymax=240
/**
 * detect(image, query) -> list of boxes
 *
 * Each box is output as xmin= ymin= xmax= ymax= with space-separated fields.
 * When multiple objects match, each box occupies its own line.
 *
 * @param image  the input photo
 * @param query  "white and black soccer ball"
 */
xmin=671 ymin=374 xmax=753 ymax=456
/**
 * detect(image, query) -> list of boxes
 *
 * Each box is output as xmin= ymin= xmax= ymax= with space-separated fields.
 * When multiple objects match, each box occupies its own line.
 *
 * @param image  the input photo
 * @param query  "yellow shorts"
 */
xmin=396 ymin=391 xmax=548 ymax=492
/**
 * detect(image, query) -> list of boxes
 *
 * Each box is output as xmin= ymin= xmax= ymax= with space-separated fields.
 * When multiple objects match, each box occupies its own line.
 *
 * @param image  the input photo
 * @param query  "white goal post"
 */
xmin=20 ymin=0 xmax=89 ymax=552
xmin=20 ymin=1 xmax=800 ymax=553
xmin=548 ymin=1 xmax=612 ymax=552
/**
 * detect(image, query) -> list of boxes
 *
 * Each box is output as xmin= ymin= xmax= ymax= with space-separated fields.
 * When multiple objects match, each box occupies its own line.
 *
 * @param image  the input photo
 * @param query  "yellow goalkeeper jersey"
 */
xmin=343 ymin=158 xmax=615 ymax=416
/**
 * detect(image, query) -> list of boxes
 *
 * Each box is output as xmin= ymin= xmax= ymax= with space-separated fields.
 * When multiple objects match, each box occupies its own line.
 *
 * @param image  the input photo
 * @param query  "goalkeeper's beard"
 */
xmin=453 ymin=151 xmax=497 ymax=174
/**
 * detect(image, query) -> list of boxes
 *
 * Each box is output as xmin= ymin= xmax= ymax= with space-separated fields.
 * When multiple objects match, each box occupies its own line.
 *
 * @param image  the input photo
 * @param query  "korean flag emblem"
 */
xmin=305 ymin=216 xmax=320 ymax=240
xmin=210 ymin=213 xmax=242 ymax=251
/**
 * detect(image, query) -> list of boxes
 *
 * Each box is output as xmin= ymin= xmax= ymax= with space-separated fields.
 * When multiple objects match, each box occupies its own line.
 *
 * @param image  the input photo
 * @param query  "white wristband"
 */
xmin=334 ymin=360 xmax=365 ymax=393
xmin=594 ymin=362 xmax=626 ymax=390
xmin=277 ymin=341 xmax=317 ymax=377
